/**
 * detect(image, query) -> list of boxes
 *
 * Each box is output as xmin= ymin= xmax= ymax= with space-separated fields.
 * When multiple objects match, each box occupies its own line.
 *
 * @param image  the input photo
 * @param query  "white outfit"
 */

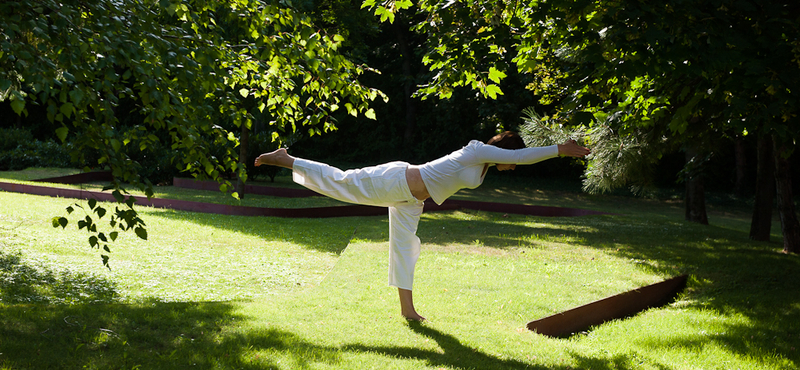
xmin=419 ymin=140 xmax=559 ymax=205
xmin=293 ymin=159 xmax=424 ymax=290
xmin=291 ymin=141 xmax=559 ymax=291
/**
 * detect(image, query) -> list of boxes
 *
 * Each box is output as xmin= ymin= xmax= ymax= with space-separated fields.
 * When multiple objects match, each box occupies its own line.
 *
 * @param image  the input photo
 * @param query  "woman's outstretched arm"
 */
xmin=557 ymin=140 xmax=591 ymax=157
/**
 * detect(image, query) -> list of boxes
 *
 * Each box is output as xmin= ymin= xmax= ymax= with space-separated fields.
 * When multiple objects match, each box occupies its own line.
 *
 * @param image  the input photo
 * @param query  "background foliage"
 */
xmin=1 ymin=0 xmax=384 ymax=264
xmin=3 ymin=0 xmax=800 ymax=257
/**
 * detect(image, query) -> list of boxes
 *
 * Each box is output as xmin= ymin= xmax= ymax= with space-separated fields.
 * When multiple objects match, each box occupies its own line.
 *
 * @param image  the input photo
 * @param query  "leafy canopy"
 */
xmin=364 ymin=0 xmax=800 ymax=193
xmin=1 ymin=0 xmax=385 ymax=266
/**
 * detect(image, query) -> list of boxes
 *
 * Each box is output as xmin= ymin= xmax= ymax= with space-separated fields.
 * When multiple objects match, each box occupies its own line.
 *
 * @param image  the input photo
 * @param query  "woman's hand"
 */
xmin=557 ymin=140 xmax=590 ymax=158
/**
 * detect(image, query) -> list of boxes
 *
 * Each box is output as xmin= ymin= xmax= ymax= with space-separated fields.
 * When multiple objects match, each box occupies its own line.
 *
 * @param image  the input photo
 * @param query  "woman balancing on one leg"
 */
xmin=255 ymin=131 xmax=590 ymax=321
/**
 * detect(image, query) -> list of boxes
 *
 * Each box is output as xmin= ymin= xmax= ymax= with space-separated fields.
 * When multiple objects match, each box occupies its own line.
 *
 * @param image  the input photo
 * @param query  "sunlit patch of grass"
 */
xmin=0 ymin=167 xmax=80 ymax=181
xmin=0 ymin=191 xmax=359 ymax=303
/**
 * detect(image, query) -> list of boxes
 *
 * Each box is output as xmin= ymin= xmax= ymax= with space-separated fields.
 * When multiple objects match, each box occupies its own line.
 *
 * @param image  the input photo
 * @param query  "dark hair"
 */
xmin=486 ymin=131 xmax=525 ymax=150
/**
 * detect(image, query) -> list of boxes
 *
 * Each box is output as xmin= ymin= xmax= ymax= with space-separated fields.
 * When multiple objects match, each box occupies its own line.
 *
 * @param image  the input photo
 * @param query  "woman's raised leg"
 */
xmin=254 ymin=148 xmax=295 ymax=169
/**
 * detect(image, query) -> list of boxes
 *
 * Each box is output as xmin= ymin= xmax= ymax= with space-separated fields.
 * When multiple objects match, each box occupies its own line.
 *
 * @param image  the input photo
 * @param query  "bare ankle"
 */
xmin=398 ymin=288 xmax=425 ymax=321
xmin=255 ymin=148 xmax=294 ymax=169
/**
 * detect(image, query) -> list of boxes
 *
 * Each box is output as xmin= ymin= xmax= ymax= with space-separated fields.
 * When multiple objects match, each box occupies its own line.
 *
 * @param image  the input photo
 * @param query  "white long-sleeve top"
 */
xmin=418 ymin=140 xmax=559 ymax=205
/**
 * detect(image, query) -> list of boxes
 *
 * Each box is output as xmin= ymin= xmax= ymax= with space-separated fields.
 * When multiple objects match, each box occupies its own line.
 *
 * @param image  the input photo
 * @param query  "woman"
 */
xmin=255 ymin=131 xmax=590 ymax=321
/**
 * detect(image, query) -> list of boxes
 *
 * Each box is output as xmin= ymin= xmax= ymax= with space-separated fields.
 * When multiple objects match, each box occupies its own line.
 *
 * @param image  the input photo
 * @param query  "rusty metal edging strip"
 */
xmin=173 ymin=178 xmax=611 ymax=218
xmin=2 ymin=175 xmax=610 ymax=219
xmin=0 ymin=181 xmax=460 ymax=218
xmin=527 ymin=274 xmax=688 ymax=338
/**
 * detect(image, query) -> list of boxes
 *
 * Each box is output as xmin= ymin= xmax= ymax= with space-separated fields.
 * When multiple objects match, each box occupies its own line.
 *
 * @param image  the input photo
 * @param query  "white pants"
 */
xmin=293 ymin=159 xmax=425 ymax=290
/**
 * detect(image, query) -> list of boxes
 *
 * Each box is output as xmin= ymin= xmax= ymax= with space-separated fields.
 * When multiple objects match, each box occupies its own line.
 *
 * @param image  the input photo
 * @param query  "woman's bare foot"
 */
xmin=403 ymin=310 xmax=426 ymax=322
xmin=254 ymin=148 xmax=295 ymax=169
xmin=399 ymin=288 xmax=426 ymax=321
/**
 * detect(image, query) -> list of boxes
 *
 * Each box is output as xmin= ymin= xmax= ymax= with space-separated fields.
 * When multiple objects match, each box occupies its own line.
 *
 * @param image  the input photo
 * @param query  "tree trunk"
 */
xmin=685 ymin=147 xmax=709 ymax=225
xmin=237 ymin=123 xmax=250 ymax=198
xmin=392 ymin=18 xmax=418 ymax=146
xmin=749 ymin=136 xmax=774 ymax=241
xmin=733 ymin=137 xmax=748 ymax=198
xmin=772 ymin=136 xmax=800 ymax=254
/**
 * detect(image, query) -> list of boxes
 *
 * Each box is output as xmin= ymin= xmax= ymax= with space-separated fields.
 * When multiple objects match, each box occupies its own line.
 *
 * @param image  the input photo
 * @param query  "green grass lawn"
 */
xmin=1 ymin=169 xmax=798 ymax=369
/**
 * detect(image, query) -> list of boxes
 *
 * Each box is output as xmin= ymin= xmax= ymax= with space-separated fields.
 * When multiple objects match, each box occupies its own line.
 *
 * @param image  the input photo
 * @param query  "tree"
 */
xmin=364 ymin=0 xmax=800 ymax=253
xmin=1 ymin=0 xmax=386 ymax=265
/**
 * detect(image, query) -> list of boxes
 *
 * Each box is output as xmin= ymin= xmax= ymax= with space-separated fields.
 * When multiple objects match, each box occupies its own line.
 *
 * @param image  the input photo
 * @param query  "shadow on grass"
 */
xmin=0 ymin=250 xmax=120 ymax=305
xmin=343 ymin=321 xmax=553 ymax=370
xmin=0 ymin=253 xmax=332 ymax=368
xmin=0 ymin=250 xmax=337 ymax=369
xmin=344 ymin=321 xmax=650 ymax=370
xmin=0 ymin=299 xmax=647 ymax=370
xmin=0 ymin=300 xmax=309 ymax=369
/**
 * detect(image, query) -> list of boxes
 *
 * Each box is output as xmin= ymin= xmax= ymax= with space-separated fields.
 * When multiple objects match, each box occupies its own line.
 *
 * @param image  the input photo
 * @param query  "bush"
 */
xmin=125 ymin=140 xmax=180 ymax=186
xmin=0 ymin=128 xmax=35 ymax=152
xmin=0 ymin=128 xmax=73 ymax=170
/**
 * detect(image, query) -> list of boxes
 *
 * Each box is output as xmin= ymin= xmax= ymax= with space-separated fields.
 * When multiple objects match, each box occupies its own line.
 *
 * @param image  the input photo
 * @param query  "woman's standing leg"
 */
xmin=388 ymin=201 xmax=425 ymax=321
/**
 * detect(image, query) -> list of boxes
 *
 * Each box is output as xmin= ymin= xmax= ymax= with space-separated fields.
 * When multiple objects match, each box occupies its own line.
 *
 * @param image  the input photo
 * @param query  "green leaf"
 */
xmin=96 ymin=207 xmax=106 ymax=219
xmin=485 ymin=84 xmax=504 ymax=99
xmin=488 ymin=67 xmax=507 ymax=84
xmin=88 ymin=198 xmax=97 ymax=210
xmin=109 ymin=231 xmax=118 ymax=241
xmin=59 ymin=102 xmax=74 ymax=118
xmin=69 ymin=89 xmax=84 ymax=105
xmin=134 ymin=226 xmax=148 ymax=240
xmin=239 ymin=88 xmax=249 ymax=97
xmin=112 ymin=190 xmax=124 ymax=203
xmin=364 ymin=108 xmax=376 ymax=120
xmin=89 ymin=235 xmax=98 ymax=248
xmin=52 ymin=217 xmax=68 ymax=228
xmin=55 ymin=126 xmax=69 ymax=142
xmin=10 ymin=98 xmax=25 ymax=115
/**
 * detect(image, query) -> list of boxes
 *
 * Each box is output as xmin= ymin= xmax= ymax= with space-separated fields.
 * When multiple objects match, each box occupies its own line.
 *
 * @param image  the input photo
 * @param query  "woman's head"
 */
xmin=486 ymin=131 xmax=525 ymax=150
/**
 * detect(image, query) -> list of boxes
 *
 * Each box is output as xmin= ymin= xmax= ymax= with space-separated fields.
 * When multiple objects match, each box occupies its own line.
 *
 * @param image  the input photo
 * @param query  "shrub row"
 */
xmin=1 ymin=128 xmax=73 ymax=170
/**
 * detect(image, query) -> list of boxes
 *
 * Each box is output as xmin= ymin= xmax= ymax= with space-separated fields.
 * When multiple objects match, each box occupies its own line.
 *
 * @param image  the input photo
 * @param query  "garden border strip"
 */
xmin=527 ymin=274 xmax=688 ymax=338
xmin=0 ymin=180 xmax=459 ymax=218
xmin=2 ymin=171 xmax=610 ymax=218
xmin=172 ymin=177 xmax=611 ymax=217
